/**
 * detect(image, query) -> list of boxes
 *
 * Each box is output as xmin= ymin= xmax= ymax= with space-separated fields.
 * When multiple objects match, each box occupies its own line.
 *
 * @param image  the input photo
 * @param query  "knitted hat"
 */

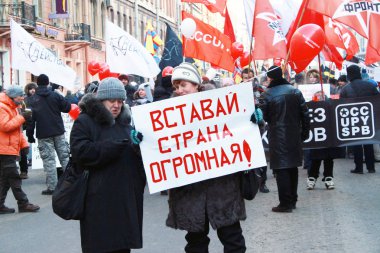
xmin=346 ymin=65 xmax=361 ymax=81
xmin=6 ymin=85 xmax=24 ymax=98
xmin=96 ymin=77 xmax=126 ymax=101
xmin=171 ymin=62 xmax=201 ymax=84
xmin=337 ymin=75 xmax=347 ymax=83
xmin=266 ymin=66 xmax=282 ymax=80
xmin=37 ymin=74 xmax=49 ymax=86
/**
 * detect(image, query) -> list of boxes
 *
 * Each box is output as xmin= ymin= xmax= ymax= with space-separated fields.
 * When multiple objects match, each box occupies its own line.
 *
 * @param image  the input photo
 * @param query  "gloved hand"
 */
xmin=21 ymin=109 xmax=32 ymax=120
xmin=130 ymin=129 xmax=143 ymax=145
xmin=20 ymin=147 xmax=29 ymax=157
xmin=250 ymin=108 xmax=263 ymax=124
xmin=27 ymin=135 xmax=36 ymax=143
xmin=301 ymin=130 xmax=310 ymax=141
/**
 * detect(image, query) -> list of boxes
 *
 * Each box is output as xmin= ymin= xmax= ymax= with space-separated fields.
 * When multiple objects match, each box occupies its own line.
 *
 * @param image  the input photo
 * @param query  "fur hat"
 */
xmin=6 ymin=85 xmax=24 ymax=98
xmin=266 ymin=66 xmax=282 ymax=80
xmin=96 ymin=77 xmax=126 ymax=101
xmin=346 ymin=65 xmax=362 ymax=81
xmin=337 ymin=75 xmax=347 ymax=83
xmin=37 ymin=74 xmax=49 ymax=86
xmin=171 ymin=62 xmax=201 ymax=84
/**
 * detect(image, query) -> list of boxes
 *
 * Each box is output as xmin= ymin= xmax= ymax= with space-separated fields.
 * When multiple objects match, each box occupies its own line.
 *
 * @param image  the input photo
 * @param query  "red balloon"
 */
xmin=162 ymin=66 xmax=174 ymax=77
xmin=289 ymin=24 xmax=326 ymax=61
xmin=98 ymin=63 xmax=111 ymax=80
xmin=87 ymin=61 xmax=101 ymax=76
xmin=68 ymin=104 xmax=80 ymax=120
xmin=231 ymin=42 xmax=244 ymax=60
xmin=240 ymin=51 xmax=253 ymax=68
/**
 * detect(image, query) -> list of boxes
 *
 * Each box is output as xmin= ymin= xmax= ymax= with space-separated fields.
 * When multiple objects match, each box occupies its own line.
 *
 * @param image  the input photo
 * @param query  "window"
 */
xmin=140 ymin=21 xmax=144 ymax=43
xmin=123 ymin=14 xmax=127 ymax=31
xmin=117 ymin=11 xmax=121 ymax=27
xmin=91 ymin=0 xmax=98 ymax=36
xmin=110 ymin=8 xmax=114 ymax=23
xmin=33 ymin=0 xmax=43 ymax=19
xmin=129 ymin=16 xmax=132 ymax=34
xmin=101 ymin=3 xmax=105 ymax=37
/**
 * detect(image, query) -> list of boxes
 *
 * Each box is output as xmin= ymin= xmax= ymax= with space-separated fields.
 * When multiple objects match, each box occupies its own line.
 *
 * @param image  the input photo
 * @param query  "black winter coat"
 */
xmin=259 ymin=78 xmax=310 ymax=170
xmin=340 ymin=78 xmax=379 ymax=98
xmin=70 ymin=94 xmax=146 ymax=253
xmin=166 ymin=174 xmax=246 ymax=232
xmin=27 ymin=86 xmax=71 ymax=139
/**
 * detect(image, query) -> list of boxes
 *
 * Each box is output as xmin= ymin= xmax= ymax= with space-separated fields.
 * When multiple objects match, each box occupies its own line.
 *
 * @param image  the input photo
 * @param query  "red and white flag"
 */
xmin=252 ymin=0 xmax=287 ymax=60
xmin=182 ymin=11 xmax=235 ymax=72
xmin=224 ymin=7 xmax=236 ymax=43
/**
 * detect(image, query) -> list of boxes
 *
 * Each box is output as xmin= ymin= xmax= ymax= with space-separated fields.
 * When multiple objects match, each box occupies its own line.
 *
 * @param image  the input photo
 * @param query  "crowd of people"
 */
xmin=0 ymin=61 xmax=379 ymax=252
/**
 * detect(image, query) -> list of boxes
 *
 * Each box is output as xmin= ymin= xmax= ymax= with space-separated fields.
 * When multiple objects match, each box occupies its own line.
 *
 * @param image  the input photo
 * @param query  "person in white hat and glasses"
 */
xmin=0 ymin=86 xmax=40 ymax=214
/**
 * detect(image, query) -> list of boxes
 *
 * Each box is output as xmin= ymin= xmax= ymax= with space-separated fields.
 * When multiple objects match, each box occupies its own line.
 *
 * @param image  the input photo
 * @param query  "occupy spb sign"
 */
xmin=132 ymin=83 xmax=267 ymax=194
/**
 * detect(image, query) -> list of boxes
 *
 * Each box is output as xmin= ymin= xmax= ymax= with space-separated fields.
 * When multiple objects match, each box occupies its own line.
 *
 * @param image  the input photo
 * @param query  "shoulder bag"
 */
xmin=241 ymin=168 xmax=262 ymax=200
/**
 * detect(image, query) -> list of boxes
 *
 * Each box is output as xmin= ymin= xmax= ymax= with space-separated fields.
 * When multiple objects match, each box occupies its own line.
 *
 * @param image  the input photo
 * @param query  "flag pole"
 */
xmin=317 ymin=53 xmax=325 ymax=101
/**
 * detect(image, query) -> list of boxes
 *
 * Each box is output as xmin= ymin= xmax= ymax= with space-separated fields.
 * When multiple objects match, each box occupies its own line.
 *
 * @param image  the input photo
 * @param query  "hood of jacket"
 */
xmin=78 ymin=93 xmax=131 ymax=126
xmin=36 ymin=86 xmax=52 ymax=97
xmin=0 ymin=93 xmax=18 ymax=109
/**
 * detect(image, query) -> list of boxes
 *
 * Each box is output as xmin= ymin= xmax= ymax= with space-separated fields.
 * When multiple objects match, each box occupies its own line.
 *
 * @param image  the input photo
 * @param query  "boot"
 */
xmin=20 ymin=172 xmax=29 ymax=179
xmin=18 ymin=203 xmax=40 ymax=213
xmin=272 ymin=205 xmax=292 ymax=213
xmin=259 ymin=184 xmax=270 ymax=193
xmin=306 ymin=177 xmax=316 ymax=190
xmin=324 ymin=177 xmax=335 ymax=190
xmin=0 ymin=205 xmax=16 ymax=214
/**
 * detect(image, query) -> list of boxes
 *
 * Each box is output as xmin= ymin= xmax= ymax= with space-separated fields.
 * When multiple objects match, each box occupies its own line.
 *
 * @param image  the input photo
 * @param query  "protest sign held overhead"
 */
xmin=10 ymin=19 xmax=77 ymax=90
xmin=132 ymin=83 xmax=267 ymax=194
xmin=105 ymin=21 xmax=160 ymax=78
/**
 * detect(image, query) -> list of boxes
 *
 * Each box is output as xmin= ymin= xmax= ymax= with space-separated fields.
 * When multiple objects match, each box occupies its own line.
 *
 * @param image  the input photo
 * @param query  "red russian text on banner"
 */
xmin=131 ymin=83 xmax=267 ymax=194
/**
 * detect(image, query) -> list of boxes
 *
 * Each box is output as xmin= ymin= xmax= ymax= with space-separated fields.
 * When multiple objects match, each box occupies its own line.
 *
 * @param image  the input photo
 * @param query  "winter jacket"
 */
xmin=0 ymin=93 xmax=28 ymax=155
xmin=259 ymin=78 xmax=310 ymax=170
xmin=27 ymin=86 xmax=71 ymax=139
xmin=166 ymin=173 xmax=246 ymax=232
xmin=340 ymin=78 xmax=379 ymax=99
xmin=70 ymin=94 xmax=146 ymax=253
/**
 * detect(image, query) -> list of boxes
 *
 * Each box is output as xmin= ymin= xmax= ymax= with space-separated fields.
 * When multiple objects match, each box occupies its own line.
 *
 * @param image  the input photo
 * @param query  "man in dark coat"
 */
xmin=259 ymin=66 xmax=310 ymax=213
xmin=27 ymin=74 xmax=71 ymax=195
xmin=70 ymin=77 xmax=146 ymax=253
xmin=340 ymin=65 xmax=379 ymax=174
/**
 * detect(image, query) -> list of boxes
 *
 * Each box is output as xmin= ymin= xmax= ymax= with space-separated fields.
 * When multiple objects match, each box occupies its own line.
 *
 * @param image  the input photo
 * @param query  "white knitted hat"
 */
xmin=171 ymin=62 xmax=201 ymax=85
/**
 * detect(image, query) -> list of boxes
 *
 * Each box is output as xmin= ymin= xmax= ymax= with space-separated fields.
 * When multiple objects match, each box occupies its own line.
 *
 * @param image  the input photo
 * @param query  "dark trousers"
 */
xmin=258 ymin=166 xmax=268 ymax=185
xmin=0 ymin=156 xmax=29 ymax=207
xmin=106 ymin=250 xmax=130 ymax=253
xmin=309 ymin=159 xmax=333 ymax=179
xmin=273 ymin=167 xmax=298 ymax=208
xmin=303 ymin=150 xmax=311 ymax=171
xmin=185 ymin=219 xmax=246 ymax=253
xmin=353 ymin=145 xmax=375 ymax=171
xmin=18 ymin=151 xmax=28 ymax=174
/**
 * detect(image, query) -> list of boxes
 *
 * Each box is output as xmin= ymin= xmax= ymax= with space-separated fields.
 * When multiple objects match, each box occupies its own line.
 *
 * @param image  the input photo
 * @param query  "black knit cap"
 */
xmin=37 ymin=74 xmax=49 ymax=86
xmin=346 ymin=65 xmax=361 ymax=81
xmin=267 ymin=66 xmax=282 ymax=80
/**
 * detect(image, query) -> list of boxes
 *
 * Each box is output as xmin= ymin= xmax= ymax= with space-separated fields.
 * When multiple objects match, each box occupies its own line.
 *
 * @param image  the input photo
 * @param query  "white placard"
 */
xmin=10 ymin=19 xmax=77 ymax=90
xmin=132 ymin=83 xmax=267 ymax=194
xmin=297 ymin=83 xmax=331 ymax=102
xmin=105 ymin=21 xmax=160 ymax=78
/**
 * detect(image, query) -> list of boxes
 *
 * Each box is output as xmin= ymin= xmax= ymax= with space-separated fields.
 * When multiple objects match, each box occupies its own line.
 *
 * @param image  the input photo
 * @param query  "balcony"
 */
xmin=0 ymin=1 xmax=36 ymax=27
xmin=65 ymin=23 xmax=91 ymax=42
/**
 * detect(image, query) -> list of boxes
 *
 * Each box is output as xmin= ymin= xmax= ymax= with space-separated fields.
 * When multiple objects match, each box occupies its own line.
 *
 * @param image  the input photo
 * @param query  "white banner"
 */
xmin=298 ymin=83 xmax=331 ymax=102
xmin=132 ymin=83 xmax=267 ymax=194
xmin=10 ymin=19 xmax=76 ymax=90
xmin=105 ymin=21 xmax=160 ymax=78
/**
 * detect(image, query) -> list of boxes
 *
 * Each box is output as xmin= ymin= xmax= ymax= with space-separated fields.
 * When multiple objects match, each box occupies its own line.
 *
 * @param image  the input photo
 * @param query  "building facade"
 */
xmin=0 ymin=0 xmax=178 ymax=89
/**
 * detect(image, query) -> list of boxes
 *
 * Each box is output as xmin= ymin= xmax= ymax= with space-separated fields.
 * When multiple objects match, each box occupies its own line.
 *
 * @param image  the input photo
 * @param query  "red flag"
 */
xmin=224 ymin=7 xmax=235 ymax=43
xmin=321 ymin=44 xmax=344 ymax=70
xmin=252 ymin=0 xmax=287 ymax=60
xmin=181 ymin=0 xmax=226 ymax=15
xmin=182 ymin=11 xmax=235 ymax=72
xmin=324 ymin=17 xmax=359 ymax=60
xmin=307 ymin=0 xmax=380 ymax=64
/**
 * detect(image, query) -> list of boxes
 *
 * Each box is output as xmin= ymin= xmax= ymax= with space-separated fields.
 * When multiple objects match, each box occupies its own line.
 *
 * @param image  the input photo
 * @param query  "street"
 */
xmin=1 ymin=158 xmax=380 ymax=253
